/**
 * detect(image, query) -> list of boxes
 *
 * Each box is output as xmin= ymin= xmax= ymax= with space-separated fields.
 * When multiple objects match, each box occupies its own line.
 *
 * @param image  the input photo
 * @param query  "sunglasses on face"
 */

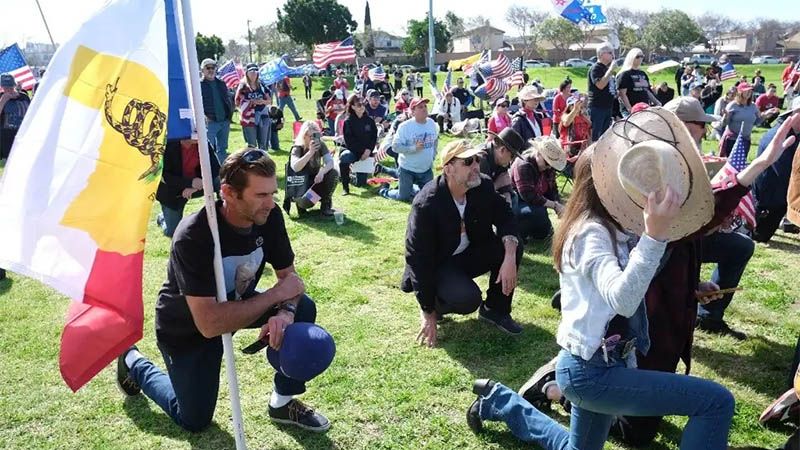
xmin=458 ymin=155 xmax=480 ymax=166
xmin=242 ymin=149 xmax=268 ymax=163
xmin=635 ymin=55 xmax=643 ymax=59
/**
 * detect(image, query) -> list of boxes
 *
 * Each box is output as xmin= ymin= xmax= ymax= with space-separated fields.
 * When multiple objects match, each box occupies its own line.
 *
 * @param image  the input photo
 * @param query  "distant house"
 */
xmin=709 ymin=31 xmax=783 ymax=55
xmin=371 ymin=30 xmax=406 ymax=58
xmin=452 ymin=25 xmax=506 ymax=53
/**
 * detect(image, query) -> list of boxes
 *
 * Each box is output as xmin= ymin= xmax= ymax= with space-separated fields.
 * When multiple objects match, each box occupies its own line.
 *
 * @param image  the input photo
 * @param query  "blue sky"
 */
xmin=2 ymin=0 xmax=796 ymax=47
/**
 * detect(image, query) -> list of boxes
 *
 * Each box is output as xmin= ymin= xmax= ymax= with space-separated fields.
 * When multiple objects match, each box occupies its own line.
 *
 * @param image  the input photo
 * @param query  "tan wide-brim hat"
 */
xmin=592 ymin=107 xmax=714 ymax=242
xmin=531 ymin=136 xmax=567 ymax=171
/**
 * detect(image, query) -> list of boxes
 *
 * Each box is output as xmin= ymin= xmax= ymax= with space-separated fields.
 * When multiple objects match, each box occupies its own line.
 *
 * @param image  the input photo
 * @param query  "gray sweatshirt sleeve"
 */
xmin=573 ymin=223 xmax=667 ymax=317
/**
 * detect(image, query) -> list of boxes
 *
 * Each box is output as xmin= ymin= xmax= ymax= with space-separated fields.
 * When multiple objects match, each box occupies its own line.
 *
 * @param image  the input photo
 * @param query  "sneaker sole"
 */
xmin=759 ymin=388 xmax=798 ymax=425
xmin=270 ymin=417 xmax=331 ymax=433
xmin=518 ymin=357 xmax=558 ymax=406
xmin=478 ymin=314 xmax=522 ymax=336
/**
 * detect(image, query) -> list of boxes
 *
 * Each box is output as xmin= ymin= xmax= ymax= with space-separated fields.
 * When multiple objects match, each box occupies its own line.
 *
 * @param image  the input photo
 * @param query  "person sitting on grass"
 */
xmin=510 ymin=137 xmax=566 ymax=243
xmin=432 ymin=89 xmax=462 ymax=134
xmin=379 ymin=97 xmax=438 ymax=202
xmin=339 ymin=94 xmax=378 ymax=195
xmin=487 ymin=97 xmax=512 ymax=136
xmin=284 ymin=121 xmax=337 ymax=217
xmin=115 ymin=149 xmax=334 ymax=434
xmin=402 ymin=140 xmax=524 ymax=345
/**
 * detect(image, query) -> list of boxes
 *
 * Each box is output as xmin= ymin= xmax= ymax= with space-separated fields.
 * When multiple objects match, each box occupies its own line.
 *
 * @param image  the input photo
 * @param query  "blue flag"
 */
xmin=165 ymin=0 xmax=192 ymax=139
xmin=584 ymin=5 xmax=607 ymax=25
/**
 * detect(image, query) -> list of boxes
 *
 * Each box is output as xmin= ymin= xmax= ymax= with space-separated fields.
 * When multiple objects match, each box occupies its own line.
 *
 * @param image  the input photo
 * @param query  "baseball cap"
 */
xmin=200 ymin=58 xmax=216 ymax=69
xmin=0 ymin=74 xmax=16 ymax=88
xmin=737 ymin=82 xmax=753 ymax=92
xmin=663 ymin=97 xmax=720 ymax=123
xmin=690 ymin=81 xmax=705 ymax=91
xmin=408 ymin=97 xmax=429 ymax=110
xmin=266 ymin=323 xmax=335 ymax=382
xmin=366 ymin=89 xmax=380 ymax=98
xmin=245 ymin=63 xmax=259 ymax=73
xmin=440 ymin=139 xmax=485 ymax=166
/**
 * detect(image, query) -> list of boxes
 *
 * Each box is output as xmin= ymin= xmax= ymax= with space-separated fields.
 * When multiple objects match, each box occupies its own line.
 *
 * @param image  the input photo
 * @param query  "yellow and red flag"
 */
xmin=0 ymin=0 xmax=167 ymax=391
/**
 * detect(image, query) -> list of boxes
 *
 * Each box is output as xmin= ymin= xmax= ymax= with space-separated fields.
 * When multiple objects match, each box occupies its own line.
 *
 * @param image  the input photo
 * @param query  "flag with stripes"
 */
xmin=312 ymin=36 xmax=356 ymax=69
xmin=710 ymin=125 xmax=756 ymax=228
xmin=464 ymin=50 xmax=489 ymax=76
xmin=480 ymin=53 xmax=513 ymax=80
xmin=474 ymin=78 xmax=508 ymax=102
xmin=217 ymin=60 xmax=243 ymax=89
xmin=0 ymin=44 xmax=36 ymax=91
xmin=368 ymin=65 xmax=386 ymax=81
xmin=784 ymin=61 xmax=800 ymax=92
xmin=720 ymin=61 xmax=737 ymax=81
xmin=504 ymin=57 xmax=525 ymax=88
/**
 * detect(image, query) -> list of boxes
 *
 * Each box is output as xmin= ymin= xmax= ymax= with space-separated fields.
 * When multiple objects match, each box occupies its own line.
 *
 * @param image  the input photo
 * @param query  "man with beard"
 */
xmin=402 ymin=140 xmax=524 ymax=348
xmin=115 ymin=149 xmax=332 ymax=433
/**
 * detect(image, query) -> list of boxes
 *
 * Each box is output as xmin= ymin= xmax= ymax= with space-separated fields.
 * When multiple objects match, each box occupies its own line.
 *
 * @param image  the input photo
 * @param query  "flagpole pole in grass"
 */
xmin=175 ymin=0 xmax=248 ymax=448
xmin=427 ymin=0 xmax=435 ymax=81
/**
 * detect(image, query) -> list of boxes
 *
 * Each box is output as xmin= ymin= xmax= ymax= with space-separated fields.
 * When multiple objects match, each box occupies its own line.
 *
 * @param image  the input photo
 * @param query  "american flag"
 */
xmin=720 ymin=61 xmax=737 ymax=81
xmin=711 ymin=125 xmax=756 ymax=228
xmin=491 ymin=53 xmax=513 ymax=79
xmin=312 ymin=36 xmax=356 ymax=69
xmin=504 ymin=57 xmax=525 ymax=88
xmin=368 ymin=65 xmax=386 ymax=81
xmin=0 ymin=44 xmax=36 ymax=91
xmin=464 ymin=50 xmax=489 ymax=76
xmin=475 ymin=78 xmax=508 ymax=102
xmin=218 ymin=60 xmax=243 ymax=89
xmin=784 ymin=60 xmax=800 ymax=92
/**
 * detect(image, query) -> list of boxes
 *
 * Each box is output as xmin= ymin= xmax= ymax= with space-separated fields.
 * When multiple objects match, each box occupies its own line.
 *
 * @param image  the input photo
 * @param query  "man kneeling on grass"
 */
xmin=402 ymin=140 xmax=524 ymax=347
xmin=115 ymin=149 xmax=334 ymax=433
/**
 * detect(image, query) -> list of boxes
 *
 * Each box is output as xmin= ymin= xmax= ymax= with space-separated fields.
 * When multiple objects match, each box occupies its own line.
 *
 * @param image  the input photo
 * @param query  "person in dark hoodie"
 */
xmin=156 ymin=139 xmax=220 ymax=237
xmin=339 ymin=94 xmax=378 ymax=194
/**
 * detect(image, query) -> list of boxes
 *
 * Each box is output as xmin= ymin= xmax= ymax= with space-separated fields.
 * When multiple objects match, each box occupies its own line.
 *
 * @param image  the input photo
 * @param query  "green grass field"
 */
xmin=0 ymin=65 xmax=798 ymax=449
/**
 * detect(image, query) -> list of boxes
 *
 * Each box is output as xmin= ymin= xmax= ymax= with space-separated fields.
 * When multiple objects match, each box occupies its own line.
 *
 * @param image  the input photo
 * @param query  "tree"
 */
xmin=444 ymin=11 xmax=465 ymax=51
xmin=695 ymin=12 xmax=737 ymax=45
xmin=250 ymin=22 xmax=304 ymax=61
xmin=195 ymin=33 xmax=225 ymax=62
xmin=505 ymin=6 xmax=547 ymax=58
xmin=538 ymin=17 xmax=582 ymax=63
xmin=575 ymin=23 xmax=597 ymax=59
xmin=276 ymin=0 xmax=357 ymax=50
xmin=604 ymin=7 xmax=650 ymax=54
xmin=224 ymin=39 xmax=248 ymax=62
xmin=402 ymin=17 xmax=451 ymax=59
xmin=642 ymin=10 xmax=702 ymax=54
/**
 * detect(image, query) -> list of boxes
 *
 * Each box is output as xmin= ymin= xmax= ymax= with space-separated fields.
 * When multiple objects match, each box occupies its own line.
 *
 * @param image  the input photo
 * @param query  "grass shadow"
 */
xmin=290 ymin=210 xmax=378 ymax=244
xmin=122 ymin=396 xmax=236 ymax=450
xmin=277 ymin=425 xmax=338 ymax=449
xmin=517 ymin=252 xmax=560 ymax=300
xmin=0 ymin=275 xmax=12 ymax=295
xmin=692 ymin=334 xmax=794 ymax=398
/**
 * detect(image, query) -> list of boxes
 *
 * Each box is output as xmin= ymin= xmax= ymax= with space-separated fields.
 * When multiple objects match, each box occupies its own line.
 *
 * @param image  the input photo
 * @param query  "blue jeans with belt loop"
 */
xmin=478 ymin=348 xmax=734 ymax=449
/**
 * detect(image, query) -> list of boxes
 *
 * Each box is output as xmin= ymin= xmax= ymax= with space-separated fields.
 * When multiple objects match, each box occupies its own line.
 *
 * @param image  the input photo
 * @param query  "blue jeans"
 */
xmin=697 ymin=231 xmax=755 ymax=321
xmin=479 ymin=349 xmax=734 ymax=450
xmin=242 ymin=121 xmax=270 ymax=151
xmin=278 ymin=96 xmax=301 ymax=121
xmin=206 ymin=120 xmax=230 ymax=164
xmin=130 ymin=295 xmax=319 ymax=432
xmin=338 ymin=149 xmax=369 ymax=191
xmin=380 ymin=167 xmax=433 ymax=202
xmin=514 ymin=199 xmax=552 ymax=241
xmin=589 ymin=106 xmax=612 ymax=142
xmin=158 ymin=203 xmax=185 ymax=238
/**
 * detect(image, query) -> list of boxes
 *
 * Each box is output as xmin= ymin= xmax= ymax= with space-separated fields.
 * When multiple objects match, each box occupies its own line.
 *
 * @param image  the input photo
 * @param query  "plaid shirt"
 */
xmin=510 ymin=156 xmax=559 ymax=207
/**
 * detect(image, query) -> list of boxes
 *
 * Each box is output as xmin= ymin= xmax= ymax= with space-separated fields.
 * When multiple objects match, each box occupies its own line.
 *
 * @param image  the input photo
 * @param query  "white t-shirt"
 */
xmin=453 ymin=198 xmax=470 ymax=255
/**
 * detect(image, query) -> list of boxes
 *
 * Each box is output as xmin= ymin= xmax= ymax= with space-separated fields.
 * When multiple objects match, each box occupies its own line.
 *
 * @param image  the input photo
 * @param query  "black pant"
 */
xmin=434 ymin=238 xmax=522 ymax=316
xmin=0 ymin=129 xmax=17 ymax=159
xmin=415 ymin=87 xmax=423 ymax=97
xmin=753 ymin=204 xmax=787 ymax=243
xmin=304 ymin=86 xmax=312 ymax=100
xmin=293 ymin=169 xmax=337 ymax=211
xmin=434 ymin=114 xmax=453 ymax=133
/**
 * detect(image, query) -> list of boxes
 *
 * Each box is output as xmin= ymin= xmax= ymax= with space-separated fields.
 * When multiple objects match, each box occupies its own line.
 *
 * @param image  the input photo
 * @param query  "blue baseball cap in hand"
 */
xmin=267 ymin=323 xmax=335 ymax=382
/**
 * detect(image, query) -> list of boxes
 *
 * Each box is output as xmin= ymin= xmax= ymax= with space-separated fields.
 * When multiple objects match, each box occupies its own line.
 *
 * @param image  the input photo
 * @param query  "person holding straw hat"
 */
xmin=466 ymin=139 xmax=737 ymax=449
xmin=510 ymin=136 xmax=566 ymax=242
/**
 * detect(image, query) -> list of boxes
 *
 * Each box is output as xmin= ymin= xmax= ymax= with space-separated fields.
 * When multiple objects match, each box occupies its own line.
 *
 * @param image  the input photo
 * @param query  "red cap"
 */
xmin=409 ymin=97 xmax=430 ymax=110
xmin=630 ymin=102 xmax=650 ymax=114
xmin=737 ymin=82 xmax=753 ymax=92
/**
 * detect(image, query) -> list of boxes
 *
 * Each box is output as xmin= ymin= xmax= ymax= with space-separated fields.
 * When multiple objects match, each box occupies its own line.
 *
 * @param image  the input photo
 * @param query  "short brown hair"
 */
xmin=220 ymin=148 xmax=276 ymax=193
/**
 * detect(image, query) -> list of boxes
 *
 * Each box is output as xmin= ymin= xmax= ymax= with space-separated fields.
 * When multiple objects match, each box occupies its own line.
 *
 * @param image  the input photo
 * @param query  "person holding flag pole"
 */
xmin=114 ymin=0 xmax=335 ymax=446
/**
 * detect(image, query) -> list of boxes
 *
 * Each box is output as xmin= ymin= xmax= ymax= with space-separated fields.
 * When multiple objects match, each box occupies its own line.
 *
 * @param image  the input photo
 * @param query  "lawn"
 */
xmin=0 ymin=65 xmax=798 ymax=450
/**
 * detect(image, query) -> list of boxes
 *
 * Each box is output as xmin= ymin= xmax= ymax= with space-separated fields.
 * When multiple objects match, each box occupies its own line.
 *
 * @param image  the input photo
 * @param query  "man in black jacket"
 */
xmin=200 ymin=59 xmax=234 ymax=164
xmin=402 ymin=140 xmax=523 ymax=347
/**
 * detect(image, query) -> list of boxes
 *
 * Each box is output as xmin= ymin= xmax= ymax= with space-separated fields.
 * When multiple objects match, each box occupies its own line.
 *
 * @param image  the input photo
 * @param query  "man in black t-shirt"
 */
xmin=587 ymin=44 xmax=618 ymax=141
xmin=115 ymin=150 xmax=332 ymax=433
xmin=451 ymin=78 xmax=473 ymax=116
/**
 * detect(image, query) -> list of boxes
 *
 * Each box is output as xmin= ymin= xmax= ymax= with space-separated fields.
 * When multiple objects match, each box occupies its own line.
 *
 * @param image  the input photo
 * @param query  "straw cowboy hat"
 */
xmin=518 ymin=85 xmax=545 ymax=101
xmin=529 ymin=136 xmax=566 ymax=171
xmin=592 ymin=107 xmax=714 ymax=242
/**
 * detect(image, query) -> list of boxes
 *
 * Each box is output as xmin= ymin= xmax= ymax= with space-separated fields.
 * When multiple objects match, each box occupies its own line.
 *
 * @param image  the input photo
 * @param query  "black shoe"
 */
xmin=550 ymin=290 xmax=562 ymax=311
xmin=282 ymin=198 xmax=291 ymax=216
xmin=321 ymin=207 xmax=335 ymax=217
xmin=782 ymin=221 xmax=800 ymax=234
xmin=116 ymin=346 xmax=141 ymax=396
xmin=519 ymin=356 xmax=558 ymax=411
xmin=478 ymin=305 xmax=523 ymax=335
xmin=269 ymin=399 xmax=330 ymax=432
xmin=696 ymin=317 xmax=747 ymax=341
xmin=467 ymin=379 xmax=496 ymax=433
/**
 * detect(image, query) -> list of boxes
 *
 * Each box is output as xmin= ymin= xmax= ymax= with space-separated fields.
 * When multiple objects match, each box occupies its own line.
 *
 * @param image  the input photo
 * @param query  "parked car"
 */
xmin=398 ymin=64 xmax=416 ymax=71
xmin=682 ymin=54 xmax=716 ymax=65
xmin=719 ymin=53 xmax=751 ymax=65
xmin=752 ymin=55 xmax=781 ymax=64
xmin=559 ymin=58 xmax=592 ymax=68
xmin=524 ymin=59 xmax=551 ymax=68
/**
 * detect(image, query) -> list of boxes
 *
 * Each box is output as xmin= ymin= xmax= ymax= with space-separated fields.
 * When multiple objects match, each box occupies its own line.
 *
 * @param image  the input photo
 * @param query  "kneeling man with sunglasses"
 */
xmin=402 ymin=140 xmax=524 ymax=348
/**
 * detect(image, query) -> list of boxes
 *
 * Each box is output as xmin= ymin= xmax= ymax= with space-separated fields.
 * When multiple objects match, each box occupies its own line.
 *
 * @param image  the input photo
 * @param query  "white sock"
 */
xmin=269 ymin=391 xmax=293 ymax=408
xmin=125 ymin=350 xmax=144 ymax=369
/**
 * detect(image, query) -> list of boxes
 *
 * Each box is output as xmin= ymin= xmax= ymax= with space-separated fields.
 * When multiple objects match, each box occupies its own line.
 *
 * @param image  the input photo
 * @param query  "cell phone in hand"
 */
xmin=241 ymin=337 xmax=269 ymax=354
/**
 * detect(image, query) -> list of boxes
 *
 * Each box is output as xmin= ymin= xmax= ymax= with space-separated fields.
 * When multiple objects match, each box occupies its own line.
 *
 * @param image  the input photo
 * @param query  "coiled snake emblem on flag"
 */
xmin=104 ymin=77 xmax=166 ymax=180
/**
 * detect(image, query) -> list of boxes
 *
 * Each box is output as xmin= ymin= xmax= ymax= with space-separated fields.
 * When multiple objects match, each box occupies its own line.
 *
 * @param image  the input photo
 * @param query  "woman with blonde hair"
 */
xmin=616 ymin=48 xmax=660 ymax=115
xmin=284 ymin=121 xmax=337 ymax=216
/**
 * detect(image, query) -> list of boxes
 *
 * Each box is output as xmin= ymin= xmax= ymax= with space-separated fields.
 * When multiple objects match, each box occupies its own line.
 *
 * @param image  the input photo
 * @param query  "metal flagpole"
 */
xmin=427 ymin=0 xmax=435 ymax=81
xmin=175 ymin=0 xmax=247 ymax=448
xmin=33 ymin=0 xmax=56 ymax=47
